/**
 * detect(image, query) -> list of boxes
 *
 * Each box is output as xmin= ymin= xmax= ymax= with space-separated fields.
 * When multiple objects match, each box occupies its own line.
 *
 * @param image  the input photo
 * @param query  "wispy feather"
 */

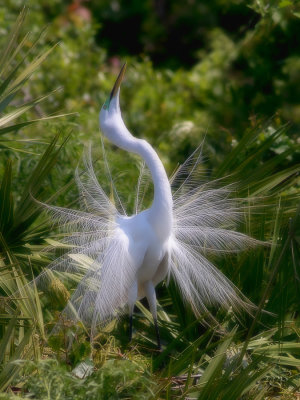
xmin=34 ymin=143 xmax=259 ymax=336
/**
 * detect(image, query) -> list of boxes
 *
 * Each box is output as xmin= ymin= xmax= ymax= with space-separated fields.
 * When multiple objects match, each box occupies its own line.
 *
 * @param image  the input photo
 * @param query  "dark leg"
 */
xmin=128 ymin=281 xmax=137 ymax=344
xmin=154 ymin=318 xmax=161 ymax=351
xmin=129 ymin=313 xmax=133 ymax=342
xmin=144 ymin=281 xmax=161 ymax=351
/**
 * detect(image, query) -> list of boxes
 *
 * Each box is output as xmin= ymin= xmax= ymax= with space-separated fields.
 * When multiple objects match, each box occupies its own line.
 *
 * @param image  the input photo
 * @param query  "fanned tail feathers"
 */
xmin=37 ymin=143 xmax=258 ymax=330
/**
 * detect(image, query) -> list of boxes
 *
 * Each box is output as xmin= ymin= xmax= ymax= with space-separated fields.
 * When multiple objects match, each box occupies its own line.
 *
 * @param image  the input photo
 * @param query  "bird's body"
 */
xmin=99 ymin=74 xmax=173 ymax=344
xmin=117 ymin=211 xmax=170 ymax=345
xmin=41 ymin=64 xmax=257 ymax=348
xmin=118 ymin=211 xmax=170 ymax=292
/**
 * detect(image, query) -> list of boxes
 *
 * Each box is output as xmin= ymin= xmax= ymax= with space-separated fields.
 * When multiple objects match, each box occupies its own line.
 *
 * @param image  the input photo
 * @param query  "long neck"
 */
xmin=104 ymin=117 xmax=173 ymax=235
xmin=136 ymin=139 xmax=173 ymax=220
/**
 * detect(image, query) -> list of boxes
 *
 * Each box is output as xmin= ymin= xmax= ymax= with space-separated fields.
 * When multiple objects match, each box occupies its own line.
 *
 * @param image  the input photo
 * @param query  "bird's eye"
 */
xmin=103 ymin=98 xmax=110 ymax=110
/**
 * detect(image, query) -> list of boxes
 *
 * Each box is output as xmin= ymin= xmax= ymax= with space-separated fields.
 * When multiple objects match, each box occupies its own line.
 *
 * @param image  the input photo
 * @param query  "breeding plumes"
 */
xmin=40 ymin=63 xmax=258 ymax=349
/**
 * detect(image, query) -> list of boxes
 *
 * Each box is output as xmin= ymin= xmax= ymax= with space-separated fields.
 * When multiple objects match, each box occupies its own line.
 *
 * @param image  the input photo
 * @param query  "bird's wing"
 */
xmin=171 ymin=147 xmax=259 ymax=316
xmin=37 ymin=224 xmax=142 ymax=337
xmin=170 ymin=142 xmax=205 ymax=197
xmin=169 ymin=237 xmax=252 ymax=317
xmin=32 ymin=204 xmax=116 ymax=292
xmin=34 ymin=144 xmax=153 ymax=333
xmin=61 ymin=229 xmax=139 ymax=334
xmin=171 ymin=142 xmax=260 ymax=253
xmin=173 ymin=185 xmax=259 ymax=254
xmin=171 ymin=185 xmax=257 ymax=315
xmin=33 ymin=142 xmax=120 ymax=283
xmin=134 ymin=161 xmax=152 ymax=215
xmin=76 ymin=144 xmax=119 ymax=218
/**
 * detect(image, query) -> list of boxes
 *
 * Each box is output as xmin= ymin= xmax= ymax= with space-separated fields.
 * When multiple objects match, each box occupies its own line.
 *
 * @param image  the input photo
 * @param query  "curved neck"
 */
xmin=136 ymin=139 xmax=173 ymax=218
xmin=105 ymin=118 xmax=173 ymax=234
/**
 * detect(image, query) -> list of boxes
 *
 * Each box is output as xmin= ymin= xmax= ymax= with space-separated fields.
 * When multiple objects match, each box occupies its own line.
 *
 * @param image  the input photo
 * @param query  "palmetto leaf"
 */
xmin=0 ymin=92 xmax=55 ymax=128
xmin=0 ymin=242 xmax=44 ymax=391
xmin=0 ymin=7 xmax=27 ymax=77
xmin=0 ymin=318 xmax=34 ymax=392
xmin=0 ymin=160 xmax=14 ymax=233
xmin=0 ymin=113 xmax=72 ymax=137
xmin=0 ymin=8 xmax=70 ymax=151
xmin=0 ymin=133 xmax=69 ymax=255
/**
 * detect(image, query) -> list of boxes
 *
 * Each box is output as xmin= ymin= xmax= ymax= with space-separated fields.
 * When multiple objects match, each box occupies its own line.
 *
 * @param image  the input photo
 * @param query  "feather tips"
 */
xmin=40 ymin=143 xmax=258 ymax=330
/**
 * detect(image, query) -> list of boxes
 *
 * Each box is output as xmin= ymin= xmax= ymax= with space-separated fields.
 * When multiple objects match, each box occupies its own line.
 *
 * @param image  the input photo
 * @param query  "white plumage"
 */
xmin=41 ymin=63 xmax=257 ymax=348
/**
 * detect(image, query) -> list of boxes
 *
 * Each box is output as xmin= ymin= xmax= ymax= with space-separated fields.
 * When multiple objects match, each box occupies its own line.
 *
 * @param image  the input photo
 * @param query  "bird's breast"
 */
xmin=117 ymin=212 xmax=171 ymax=283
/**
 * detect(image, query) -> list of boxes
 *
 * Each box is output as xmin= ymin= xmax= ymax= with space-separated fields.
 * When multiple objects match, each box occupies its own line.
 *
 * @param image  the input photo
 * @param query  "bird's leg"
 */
xmin=144 ymin=281 xmax=161 ymax=351
xmin=129 ymin=313 xmax=133 ymax=342
xmin=154 ymin=317 xmax=161 ymax=351
xmin=128 ymin=280 xmax=137 ymax=343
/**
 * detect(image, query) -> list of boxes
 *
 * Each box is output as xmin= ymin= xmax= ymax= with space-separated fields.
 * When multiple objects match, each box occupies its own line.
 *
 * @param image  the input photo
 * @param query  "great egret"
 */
xmin=42 ymin=63 xmax=257 ymax=349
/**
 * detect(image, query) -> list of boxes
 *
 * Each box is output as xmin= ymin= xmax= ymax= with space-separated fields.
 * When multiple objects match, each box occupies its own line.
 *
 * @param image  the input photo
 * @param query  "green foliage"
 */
xmin=0 ymin=4 xmax=299 ymax=400
xmin=14 ymin=358 xmax=153 ymax=400
xmin=87 ymin=0 xmax=300 ymax=140
xmin=0 ymin=7 xmax=66 ymax=152
xmin=0 ymin=10 xmax=70 ymax=393
xmin=1 ymin=0 xmax=299 ymax=174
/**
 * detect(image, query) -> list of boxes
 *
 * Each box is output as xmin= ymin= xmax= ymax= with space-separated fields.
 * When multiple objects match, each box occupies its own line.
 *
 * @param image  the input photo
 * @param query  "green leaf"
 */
xmin=0 ymin=160 xmax=14 ymax=233
xmin=279 ymin=0 xmax=292 ymax=8
xmin=0 ymin=92 xmax=57 ymax=128
xmin=0 ymin=113 xmax=76 ymax=137
xmin=0 ymin=317 xmax=17 ymax=365
xmin=196 ymin=329 xmax=237 ymax=400
xmin=0 ymin=7 xmax=26 ymax=77
xmin=4 ymin=44 xmax=57 ymax=96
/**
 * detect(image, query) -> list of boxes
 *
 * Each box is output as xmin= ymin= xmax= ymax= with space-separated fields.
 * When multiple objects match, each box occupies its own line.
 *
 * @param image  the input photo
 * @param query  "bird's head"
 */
xmin=99 ymin=63 xmax=129 ymax=143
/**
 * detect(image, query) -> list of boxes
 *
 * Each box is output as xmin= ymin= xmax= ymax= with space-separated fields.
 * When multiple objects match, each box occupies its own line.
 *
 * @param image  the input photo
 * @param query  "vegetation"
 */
xmin=0 ymin=2 xmax=299 ymax=399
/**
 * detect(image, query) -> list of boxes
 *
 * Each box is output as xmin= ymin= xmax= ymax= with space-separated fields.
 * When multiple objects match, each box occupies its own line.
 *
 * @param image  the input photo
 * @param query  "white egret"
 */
xmin=42 ymin=63 xmax=257 ymax=349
